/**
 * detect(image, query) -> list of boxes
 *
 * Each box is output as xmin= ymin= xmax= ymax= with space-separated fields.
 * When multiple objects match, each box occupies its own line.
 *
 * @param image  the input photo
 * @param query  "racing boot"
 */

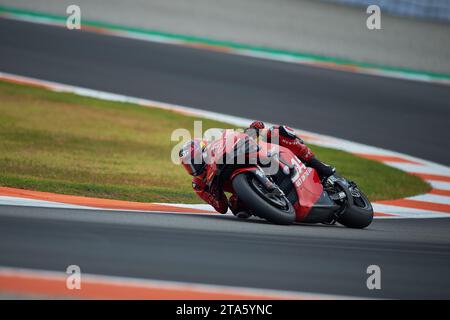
xmin=229 ymin=194 xmax=252 ymax=219
xmin=234 ymin=211 xmax=252 ymax=219
xmin=305 ymin=156 xmax=336 ymax=181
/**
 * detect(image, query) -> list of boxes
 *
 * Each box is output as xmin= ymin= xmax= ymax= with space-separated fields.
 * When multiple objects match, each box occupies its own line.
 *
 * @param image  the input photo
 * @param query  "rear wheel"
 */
xmin=232 ymin=173 xmax=295 ymax=225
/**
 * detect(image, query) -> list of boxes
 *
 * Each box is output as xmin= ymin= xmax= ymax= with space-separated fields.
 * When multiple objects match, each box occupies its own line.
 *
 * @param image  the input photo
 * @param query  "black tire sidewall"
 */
xmin=232 ymin=172 xmax=295 ymax=225
xmin=338 ymin=192 xmax=374 ymax=229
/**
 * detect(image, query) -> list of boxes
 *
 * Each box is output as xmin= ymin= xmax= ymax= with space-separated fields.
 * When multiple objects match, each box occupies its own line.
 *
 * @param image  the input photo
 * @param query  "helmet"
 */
xmin=245 ymin=120 xmax=265 ymax=138
xmin=249 ymin=120 xmax=265 ymax=130
xmin=179 ymin=139 xmax=207 ymax=176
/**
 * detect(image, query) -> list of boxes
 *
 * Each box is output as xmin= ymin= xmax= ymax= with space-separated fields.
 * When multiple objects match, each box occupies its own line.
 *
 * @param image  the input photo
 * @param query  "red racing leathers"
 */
xmin=191 ymin=123 xmax=318 ymax=214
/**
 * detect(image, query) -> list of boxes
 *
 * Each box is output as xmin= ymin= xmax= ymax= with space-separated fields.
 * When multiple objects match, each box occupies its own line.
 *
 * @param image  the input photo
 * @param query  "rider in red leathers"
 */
xmin=179 ymin=121 xmax=335 ymax=218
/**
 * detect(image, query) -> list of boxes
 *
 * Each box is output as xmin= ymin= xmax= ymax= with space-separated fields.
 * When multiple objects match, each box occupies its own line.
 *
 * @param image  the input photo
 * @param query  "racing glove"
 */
xmin=193 ymin=179 xmax=229 ymax=214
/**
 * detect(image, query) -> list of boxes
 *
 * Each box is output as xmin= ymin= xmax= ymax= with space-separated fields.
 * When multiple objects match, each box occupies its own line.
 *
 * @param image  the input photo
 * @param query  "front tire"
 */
xmin=338 ymin=191 xmax=373 ymax=229
xmin=232 ymin=173 xmax=295 ymax=225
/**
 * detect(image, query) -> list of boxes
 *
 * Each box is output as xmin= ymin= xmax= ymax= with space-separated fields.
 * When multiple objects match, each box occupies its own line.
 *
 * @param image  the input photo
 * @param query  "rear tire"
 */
xmin=232 ymin=173 xmax=295 ymax=225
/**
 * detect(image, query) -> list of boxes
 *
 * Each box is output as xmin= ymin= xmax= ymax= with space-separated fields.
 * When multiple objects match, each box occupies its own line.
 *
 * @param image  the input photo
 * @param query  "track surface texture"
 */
xmin=0 ymin=206 xmax=450 ymax=299
xmin=1 ymin=18 xmax=450 ymax=299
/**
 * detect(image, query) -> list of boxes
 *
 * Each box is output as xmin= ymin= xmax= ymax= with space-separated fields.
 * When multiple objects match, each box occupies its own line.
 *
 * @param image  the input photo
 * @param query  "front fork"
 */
xmin=232 ymin=166 xmax=285 ymax=197
xmin=322 ymin=175 xmax=351 ymax=225
xmin=253 ymin=167 xmax=286 ymax=197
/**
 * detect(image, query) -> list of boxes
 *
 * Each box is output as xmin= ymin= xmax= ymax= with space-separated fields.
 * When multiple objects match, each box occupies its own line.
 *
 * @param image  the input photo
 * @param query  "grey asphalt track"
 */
xmin=1 ymin=18 xmax=450 ymax=299
xmin=1 ymin=205 xmax=450 ymax=299
xmin=0 ymin=18 xmax=449 ymax=164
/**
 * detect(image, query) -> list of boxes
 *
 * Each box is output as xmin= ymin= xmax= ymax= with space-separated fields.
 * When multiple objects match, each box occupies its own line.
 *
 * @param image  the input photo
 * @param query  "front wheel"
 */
xmin=232 ymin=173 xmax=295 ymax=225
xmin=338 ymin=188 xmax=373 ymax=229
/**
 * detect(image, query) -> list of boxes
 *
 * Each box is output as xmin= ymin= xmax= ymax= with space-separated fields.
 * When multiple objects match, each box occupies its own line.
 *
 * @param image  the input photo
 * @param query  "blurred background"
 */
xmin=2 ymin=0 xmax=450 ymax=73
xmin=328 ymin=0 xmax=450 ymax=21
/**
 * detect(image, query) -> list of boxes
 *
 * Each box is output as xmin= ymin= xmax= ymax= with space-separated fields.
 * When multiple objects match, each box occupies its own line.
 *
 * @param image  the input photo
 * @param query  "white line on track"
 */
xmin=372 ymin=203 xmax=449 ymax=218
xmin=384 ymin=162 xmax=450 ymax=176
xmin=428 ymin=181 xmax=450 ymax=191
xmin=407 ymin=194 xmax=450 ymax=205
xmin=0 ymin=196 xmax=92 ymax=210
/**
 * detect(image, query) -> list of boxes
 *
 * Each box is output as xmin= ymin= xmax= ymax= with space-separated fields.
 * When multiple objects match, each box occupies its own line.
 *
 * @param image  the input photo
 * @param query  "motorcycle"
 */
xmin=203 ymin=129 xmax=373 ymax=228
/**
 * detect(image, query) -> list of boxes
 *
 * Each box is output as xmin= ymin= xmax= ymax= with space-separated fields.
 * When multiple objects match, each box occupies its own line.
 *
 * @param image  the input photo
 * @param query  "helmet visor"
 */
xmin=189 ymin=162 xmax=206 ymax=176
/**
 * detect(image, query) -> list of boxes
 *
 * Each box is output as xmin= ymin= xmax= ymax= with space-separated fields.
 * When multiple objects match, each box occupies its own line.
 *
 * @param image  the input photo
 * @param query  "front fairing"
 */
xmin=277 ymin=148 xmax=324 ymax=221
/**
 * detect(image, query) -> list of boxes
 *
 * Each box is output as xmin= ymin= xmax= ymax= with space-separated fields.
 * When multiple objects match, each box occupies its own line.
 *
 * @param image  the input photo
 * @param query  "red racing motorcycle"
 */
xmin=203 ymin=129 xmax=373 ymax=228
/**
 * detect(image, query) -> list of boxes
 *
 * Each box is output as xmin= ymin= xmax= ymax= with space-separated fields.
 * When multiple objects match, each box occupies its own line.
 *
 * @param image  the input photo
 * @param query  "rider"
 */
xmin=179 ymin=121 xmax=335 ymax=218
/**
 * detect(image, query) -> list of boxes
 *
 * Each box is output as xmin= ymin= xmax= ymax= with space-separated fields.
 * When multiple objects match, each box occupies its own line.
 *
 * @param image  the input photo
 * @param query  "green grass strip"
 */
xmin=0 ymin=80 xmax=430 ymax=203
